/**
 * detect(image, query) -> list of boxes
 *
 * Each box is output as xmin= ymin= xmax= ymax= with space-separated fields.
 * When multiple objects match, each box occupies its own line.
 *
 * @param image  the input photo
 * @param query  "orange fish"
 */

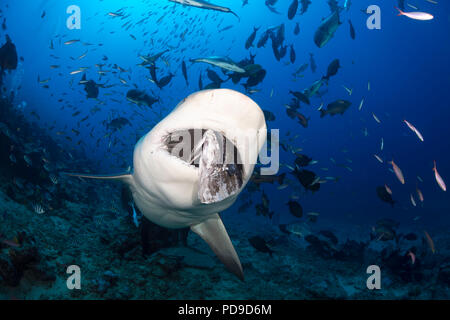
xmin=403 ymin=120 xmax=424 ymax=142
xmin=390 ymin=160 xmax=405 ymax=184
xmin=407 ymin=251 xmax=416 ymax=265
xmin=410 ymin=194 xmax=416 ymax=207
xmin=424 ymin=231 xmax=435 ymax=254
xmin=433 ymin=160 xmax=446 ymax=191
xmin=384 ymin=184 xmax=392 ymax=195
xmin=416 ymin=185 xmax=424 ymax=202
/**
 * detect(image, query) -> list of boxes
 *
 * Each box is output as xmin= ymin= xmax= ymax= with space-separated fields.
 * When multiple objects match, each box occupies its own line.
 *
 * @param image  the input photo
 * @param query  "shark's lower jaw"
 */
xmin=162 ymin=128 xmax=244 ymax=204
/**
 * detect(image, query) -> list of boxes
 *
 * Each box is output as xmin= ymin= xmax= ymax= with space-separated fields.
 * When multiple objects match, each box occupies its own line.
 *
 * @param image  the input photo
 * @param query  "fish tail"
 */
xmin=395 ymin=6 xmax=403 ymax=16
xmin=230 ymin=10 xmax=240 ymax=22
xmin=433 ymin=160 xmax=436 ymax=171
xmin=319 ymin=109 xmax=326 ymax=118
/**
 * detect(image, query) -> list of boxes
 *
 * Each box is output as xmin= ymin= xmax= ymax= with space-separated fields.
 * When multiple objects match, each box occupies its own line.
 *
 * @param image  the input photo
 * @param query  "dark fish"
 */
xmin=376 ymin=186 xmax=395 ymax=207
xmin=271 ymin=44 xmax=280 ymax=63
xmin=263 ymin=109 xmax=276 ymax=122
xmin=148 ymin=64 xmax=158 ymax=83
xmin=295 ymin=154 xmax=312 ymax=167
xmin=255 ymin=201 xmax=274 ymax=219
xmin=289 ymin=44 xmax=296 ymax=64
xmin=288 ymin=0 xmax=298 ymax=20
xmin=286 ymin=107 xmax=309 ymax=128
xmin=248 ymin=236 xmax=274 ymax=256
xmin=126 ymin=89 xmax=159 ymax=108
xmin=245 ymin=27 xmax=260 ymax=49
xmin=265 ymin=0 xmax=281 ymax=15
xmin=219 ymin=25 xmax=233 ymax=32
xmin=320 ymin=100 xmax=351 ymax=118
xmin=289 ymin=90 xmax=310 ymax=105
xmin=300 ymin=0 xmax=312 ymax=14
xmin=257 ymin=30 xmax=271 ymax=48
xmin=275 ymin=23 xmax=285 ymax=46
xmin=105 ymin=117 xmax=131 ymax=131
xmin=294 ymin=111 xmax=309 ymax=128
xmin=182 ymin=61 xmax=188 ymax=85
xmin=288 ymin=98 xmax=301 ymax=110
xmin=293 ymin=22 xmax=300 ymax=35
xmin=323 ymin=59 xmax=340 ymax=81
xmin=157 ymin=73 xmax=174 ymax=89
xmin=41 ymin=11 xmax=46 ymax=18
xmin=287 ymin=200 xmax=303 ymax=218
xmin=206 ymin=68 xmax=224 ymax=84
xmin=314 ymin=10 xmax=341 ymax=48
xmin=269 ymin=24 xmax=285 ymax=50
xmin=84 ymin=80 xmax=99 ymax=99
xmin=80 ymin=75 xmax=99 ymax=99
xmin=243 ymin=69 xmax=266 ymax=90
xmin=291 ymin=168 xmax=320 ymax=192
xmin=348 ymin=20 xmax=355 ymax=40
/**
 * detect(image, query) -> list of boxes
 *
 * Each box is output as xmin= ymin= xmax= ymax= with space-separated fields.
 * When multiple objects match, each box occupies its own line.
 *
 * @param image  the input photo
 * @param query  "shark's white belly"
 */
xmin=66 ymin=89 xmax=267 ymax=280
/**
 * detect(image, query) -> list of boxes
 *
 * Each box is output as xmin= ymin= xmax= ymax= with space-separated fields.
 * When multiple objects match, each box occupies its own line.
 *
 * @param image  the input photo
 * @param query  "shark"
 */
xmin=169 ymin=0 xmax=240 ymax=20
xmin=190 ymin=56 xmax=246 ymax=74
xmin=65 ymin=89 xmax=267 ymax=280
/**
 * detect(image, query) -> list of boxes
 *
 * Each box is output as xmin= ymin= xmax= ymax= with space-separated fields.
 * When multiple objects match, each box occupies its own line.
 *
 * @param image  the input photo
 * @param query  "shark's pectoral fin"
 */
xmin=190 ymin=214 xmax=244 ymax=281
xmin=62 ymin=172 xmax=134 ymax=185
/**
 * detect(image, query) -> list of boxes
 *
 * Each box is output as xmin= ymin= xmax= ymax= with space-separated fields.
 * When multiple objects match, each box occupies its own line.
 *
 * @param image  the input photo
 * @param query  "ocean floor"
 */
xmin=1 ymin=181 xmax=449 ymax=300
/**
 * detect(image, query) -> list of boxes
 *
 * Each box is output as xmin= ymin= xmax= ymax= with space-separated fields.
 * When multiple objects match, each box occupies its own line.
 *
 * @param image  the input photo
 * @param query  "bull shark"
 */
xmin=169 ymin=0 xmax=239 ymax=20
xmin=65 ymin=89 xmax=267 ymax=280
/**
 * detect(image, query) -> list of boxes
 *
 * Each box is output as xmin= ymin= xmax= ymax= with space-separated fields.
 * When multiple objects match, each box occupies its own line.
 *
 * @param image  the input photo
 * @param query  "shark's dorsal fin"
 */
xmin=190 ymin=213 xmax=244 ymax=281
xmin=62 ymin=172 xmax=134 ymax=185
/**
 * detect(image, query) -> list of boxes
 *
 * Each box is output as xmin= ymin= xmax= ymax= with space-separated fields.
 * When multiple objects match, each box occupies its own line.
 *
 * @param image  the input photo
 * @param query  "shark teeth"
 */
xmin=198 ymin=130 xmax=243 ymax=204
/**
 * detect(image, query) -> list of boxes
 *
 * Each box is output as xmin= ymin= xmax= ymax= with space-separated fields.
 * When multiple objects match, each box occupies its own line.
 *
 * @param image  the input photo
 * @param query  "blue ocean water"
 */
xmin=1 ymin=0 xmax=449 ymax=299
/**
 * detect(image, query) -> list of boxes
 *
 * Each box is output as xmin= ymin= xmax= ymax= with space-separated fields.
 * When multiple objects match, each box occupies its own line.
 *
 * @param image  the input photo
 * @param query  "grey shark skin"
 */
xmin=169 ymin=0 xmax=240 ymax=20
xmin=190 ymin=56 xmax=246 ymax=73
xmin=65 ymin=89 xmax=267 ymax=281
xmin=314 ymin=10 xmax=341 ymax=48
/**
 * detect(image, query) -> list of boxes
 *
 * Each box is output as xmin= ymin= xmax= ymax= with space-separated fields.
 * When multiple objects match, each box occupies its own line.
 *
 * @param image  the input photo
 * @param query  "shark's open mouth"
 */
xmin=162 ymin=129 xmax=244 ymax=204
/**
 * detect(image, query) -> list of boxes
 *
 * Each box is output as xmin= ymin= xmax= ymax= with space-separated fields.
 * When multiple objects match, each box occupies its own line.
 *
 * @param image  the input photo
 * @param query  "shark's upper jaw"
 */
xmin=161 ymin=128 xmax=244 ymax=204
